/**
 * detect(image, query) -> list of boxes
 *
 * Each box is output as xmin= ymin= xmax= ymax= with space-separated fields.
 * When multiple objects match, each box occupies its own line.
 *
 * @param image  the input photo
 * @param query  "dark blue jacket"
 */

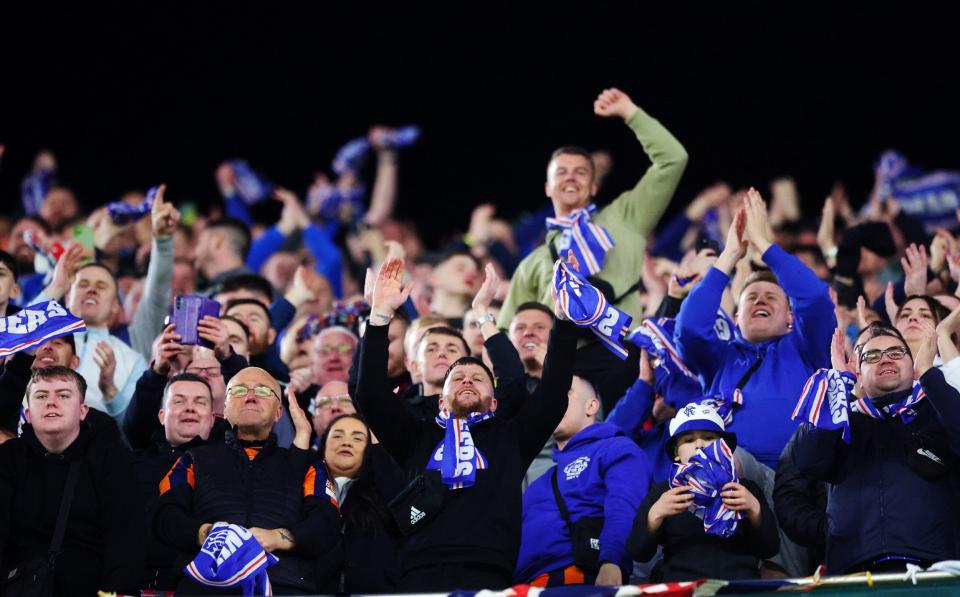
xmin=516 ymin=422 xmax=651 ymax=582
xmin=792 ymin=368 xmax=960 ymax=573
xmin=675 ymin=245 xmax=835 ymax=469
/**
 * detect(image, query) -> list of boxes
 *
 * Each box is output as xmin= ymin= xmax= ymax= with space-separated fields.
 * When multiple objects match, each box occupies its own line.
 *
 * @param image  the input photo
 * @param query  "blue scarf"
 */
xmin=553 ymin=260 xmax=632 ymax=359
xmin=228 ymin=160 xmax=274 ymax=205
xmin=627 ymin=317 xmax=696 ymax=379
xmin=306 ymin=179 xmax=367 ymax=222
xmin=792 ymin=368 xmax=926 ymax=443
xmin=426 ymin=412 xmax=492 ymax=490
xmin=20 ymin=166 xmax=56 ymax=217
xmin=332 ymin=126 xmax=420 ymax=175
xmin=545 ymin=204 xmax=614 ymax=277
xmin=185 ymin=522 xmax=279 ymax=596
xmin=0 ymin=300 xmax=86 ymax=358
xmin=107 ymin=185 xmax=157 ymax=225
xmin=669 ymin=438 xmax=741 ymax=538
xmin=877 ymin=150 xmax=960 ymax=233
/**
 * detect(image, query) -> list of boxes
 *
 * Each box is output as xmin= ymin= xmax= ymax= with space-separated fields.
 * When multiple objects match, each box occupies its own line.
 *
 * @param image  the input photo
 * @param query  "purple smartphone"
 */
xmin=172 ymin=295 xmax=222 ymax=348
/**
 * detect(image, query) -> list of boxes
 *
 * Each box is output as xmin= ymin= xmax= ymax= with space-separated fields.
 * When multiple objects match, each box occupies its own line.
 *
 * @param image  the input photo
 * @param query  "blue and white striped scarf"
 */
xmin=186 ymin=522 xmax=279 ymax=596
xmin=546 ymin=204 xmax=614 ymax=277
xmin=553 ymin=260 xmax=632 ymax=359
xmin=792 ymin=368 xmax=926 ymax=443
xmin=426 ymin=411 xmax=493 ymax=490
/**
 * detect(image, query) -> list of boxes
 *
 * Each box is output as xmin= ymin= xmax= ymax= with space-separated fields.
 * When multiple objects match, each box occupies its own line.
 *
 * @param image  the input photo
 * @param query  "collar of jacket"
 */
xmin=21 ymin=420 xmax=93 ymax=461
xmin=224 ymin=427 xmax=278 ymax=454
xmin=154 ymin=433 xmax=207 ymax=456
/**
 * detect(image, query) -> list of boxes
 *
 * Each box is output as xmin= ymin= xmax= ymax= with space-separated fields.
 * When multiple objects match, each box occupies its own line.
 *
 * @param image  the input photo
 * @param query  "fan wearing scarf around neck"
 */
xmin=627 ymin=403 xmax=779 ymax=582
xmin=356 ymin=257 xmax=579 ymax=592
xmin=791 ymin=321 xmax=960 ymax=575
xmin=498 ymin=87 xmax=689 ymax=409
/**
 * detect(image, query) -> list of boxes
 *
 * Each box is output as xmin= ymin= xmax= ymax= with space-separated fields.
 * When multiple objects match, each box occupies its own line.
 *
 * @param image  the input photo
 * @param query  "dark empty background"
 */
xmin=2 ymin=2 xmax=958 ymax=246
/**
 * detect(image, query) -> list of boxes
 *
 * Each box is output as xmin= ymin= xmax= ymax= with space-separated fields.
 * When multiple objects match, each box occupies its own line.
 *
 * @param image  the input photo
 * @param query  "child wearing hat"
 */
xmin=627 ymin=403 xmax=779 ymax=581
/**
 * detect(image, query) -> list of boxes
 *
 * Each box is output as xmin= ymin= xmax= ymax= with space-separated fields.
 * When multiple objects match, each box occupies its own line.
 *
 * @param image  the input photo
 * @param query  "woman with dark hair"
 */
xmin=315 ymin=413 xmax=405 ymax=594
xmin=893 ymin=295 xmax=948 ymax=358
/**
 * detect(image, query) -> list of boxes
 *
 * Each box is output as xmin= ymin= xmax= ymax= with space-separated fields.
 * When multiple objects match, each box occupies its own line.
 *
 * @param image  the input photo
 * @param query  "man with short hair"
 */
xmin=0 ymin=366 xmax=146 ymax=595
xmin=793 ymin=323 xmax=960 ymax=574
xmin=675 ymin=189 xmax=836 ymax=470
xmin=193 ymin=218 xmax=255 ymax=295
xmin=154 ymin=366 xmax=335 ymax=595
xmin=357 ymin=257 xmax=578 ymax=591
xmin=225 ymin=298 xmax=286 ymax=380
xmin=401 ymin=326 xmax=469 ymax=420
xmin=517 ymin=375 xmax=650 ymax=587
xmin=499 ymin=88 xmax=688 ymax=403
xmin=132 ymin=373 xmax=217 ymax=591
xmin=509 ymin=302 xmax=556 ymax=382
xmin=428 ymin=250 xmax=480 ymax=325
xmin=123 ymin=318 xmax=246 ymax=450
xmin=0 ymin=250 xmax=21 ymax=316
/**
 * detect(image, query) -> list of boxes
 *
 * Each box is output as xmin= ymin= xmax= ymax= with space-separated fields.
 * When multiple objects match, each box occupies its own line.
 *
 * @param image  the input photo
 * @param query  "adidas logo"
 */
xmin=410 ymin=506 xmax=426 ymax=525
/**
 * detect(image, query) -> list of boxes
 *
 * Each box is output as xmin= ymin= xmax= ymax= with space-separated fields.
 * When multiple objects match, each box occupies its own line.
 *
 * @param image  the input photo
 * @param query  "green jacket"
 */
xmin=498 ymin=108 xmax=688 ymax=329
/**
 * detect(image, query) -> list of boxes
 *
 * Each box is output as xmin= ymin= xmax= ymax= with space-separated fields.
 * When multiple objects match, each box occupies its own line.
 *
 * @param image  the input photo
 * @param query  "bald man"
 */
xmin=154 ymin=367 xmax=337 ymax=594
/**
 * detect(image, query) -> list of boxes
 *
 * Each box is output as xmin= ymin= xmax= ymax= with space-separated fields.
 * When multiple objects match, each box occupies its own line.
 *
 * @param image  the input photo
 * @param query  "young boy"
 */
xmin=627 ymin=404 xmax=779 ymax=581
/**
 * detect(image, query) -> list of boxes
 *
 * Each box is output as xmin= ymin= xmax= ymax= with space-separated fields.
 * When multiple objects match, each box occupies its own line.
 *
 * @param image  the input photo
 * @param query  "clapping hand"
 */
xmin=370 ymin=257 xmax=413 ymax=324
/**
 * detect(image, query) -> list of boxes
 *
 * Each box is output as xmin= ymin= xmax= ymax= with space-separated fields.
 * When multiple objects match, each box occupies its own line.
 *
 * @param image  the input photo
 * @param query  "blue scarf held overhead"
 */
xmin=669 ymin=438 xmax=741 ymax=538
xmin=21 ymin=165 xmax=56 ymax=216
xmin=185 ymin=522 xmax=279 ymax=596
xmin=545 ymin=204 xmax=614 ymax=276
xmin=332 ymin=125 xmax=420 ymax=175
xmin=553 ymin=260 xmax=632 ymax=359
xmin=876 ymin=149 xmax=960 ymax=233
xmin=0 ymin=300 xmax=86 ymax=359
xmin=426 ymin=411 xmax=493 ymax=490
xmin=792 ymin=368 xmax=926 ymax=443
xmin=228 ymin=160 xmax=274 ymax=205
xmin=107 ymin=185 xmax=158 ymax=225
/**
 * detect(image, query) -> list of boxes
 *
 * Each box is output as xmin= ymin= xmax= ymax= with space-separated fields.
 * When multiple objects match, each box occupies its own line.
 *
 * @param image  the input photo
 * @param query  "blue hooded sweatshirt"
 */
xmin=674 ymin=244 xmax=835 ymax=469
xmin=516 ymin=422 xmax=651 ymax=582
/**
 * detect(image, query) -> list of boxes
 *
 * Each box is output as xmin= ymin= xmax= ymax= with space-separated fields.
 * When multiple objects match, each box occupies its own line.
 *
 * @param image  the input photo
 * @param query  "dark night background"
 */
xmin=2 ymin=2 xmax=958 ymax=247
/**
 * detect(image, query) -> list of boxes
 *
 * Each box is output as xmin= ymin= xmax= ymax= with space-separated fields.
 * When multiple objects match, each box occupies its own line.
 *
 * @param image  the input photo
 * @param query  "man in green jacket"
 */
xmin=497 ymin=87 xmax=687 ymax=409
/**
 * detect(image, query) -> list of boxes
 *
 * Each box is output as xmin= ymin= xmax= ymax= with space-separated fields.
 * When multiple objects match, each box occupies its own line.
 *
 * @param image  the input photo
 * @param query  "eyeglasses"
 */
xmin=227 ymin=384 xmax=280 ymax=400
xmin=187 ymin=365 xmax=222 ymax=377
xmin=319 ymin=343 xmax=353 ymax=355
xmin=313 ymin=394 xmax=353 ymax=409
xmin=859 ymin=346 xmax=910 ymax=365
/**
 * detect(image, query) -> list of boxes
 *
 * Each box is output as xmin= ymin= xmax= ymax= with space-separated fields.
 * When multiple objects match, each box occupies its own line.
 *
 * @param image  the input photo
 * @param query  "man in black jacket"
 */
xmin=793 ymin=323 xmax=960 ymax=573
xmin=357 ymin=257 xmax=578 ymax=591
xmin=0 ymin=366 xmax=146 ymax=595
xmin=132 ymin=372 xmax=217 ymax=591
xmin=773 ymin=428 xmax=827 ymax=574
xmin=153 ymin=366 xmax=338 ymax=594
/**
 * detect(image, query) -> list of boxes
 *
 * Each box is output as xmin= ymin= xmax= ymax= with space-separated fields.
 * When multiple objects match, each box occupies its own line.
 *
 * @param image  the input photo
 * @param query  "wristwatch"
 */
xmin=475 ymin=313 xmax=497 ymax=327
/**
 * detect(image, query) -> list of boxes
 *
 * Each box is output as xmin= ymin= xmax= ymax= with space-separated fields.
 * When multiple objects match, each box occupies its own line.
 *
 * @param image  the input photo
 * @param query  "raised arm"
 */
xmin=744 ymin=188 xmax=835 ymax=366
xmin=514 ymin=316 xmax=579 ymax=463
xmin=130 ymin=184 xmax=177 ymax=361
xmin=596 ymin=88 xmax=688 ymax=235
xmin=363 ymin=127 xmax=399 ymax=226
xmin=356 ymin=258 xmax=426 ymax=464
xmin=674 ymin=209 xmax=747 ymax=384
xmin=473 ymin=263 xmax=526 ymax=418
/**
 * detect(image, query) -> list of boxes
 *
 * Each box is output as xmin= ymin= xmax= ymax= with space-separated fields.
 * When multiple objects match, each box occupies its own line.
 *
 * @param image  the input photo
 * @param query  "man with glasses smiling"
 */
xmin=154 ymin=366 xmax=337 ymax=595
xmin=793 ymin=321 xmax=960 ymax=575
xmin=310 ymin=380 xmax=356 ymax=442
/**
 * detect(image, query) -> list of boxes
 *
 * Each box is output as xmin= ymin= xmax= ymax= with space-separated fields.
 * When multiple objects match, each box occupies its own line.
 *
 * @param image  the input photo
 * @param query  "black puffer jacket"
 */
xmin=152 ymin=431 xmax=339 ymax=593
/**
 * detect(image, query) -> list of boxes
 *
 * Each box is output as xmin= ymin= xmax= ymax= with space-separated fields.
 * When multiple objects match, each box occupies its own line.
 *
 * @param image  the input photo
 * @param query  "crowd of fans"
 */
xmin=0 ymin=86 xmax=959 ymax=596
